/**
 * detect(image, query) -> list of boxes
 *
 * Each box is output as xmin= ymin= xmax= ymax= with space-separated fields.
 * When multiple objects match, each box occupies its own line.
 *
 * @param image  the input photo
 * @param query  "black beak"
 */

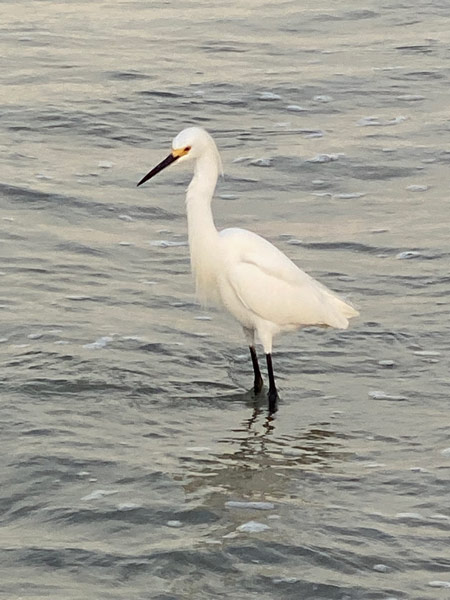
xmin=137 ymin=152 xmax=179 ymax=187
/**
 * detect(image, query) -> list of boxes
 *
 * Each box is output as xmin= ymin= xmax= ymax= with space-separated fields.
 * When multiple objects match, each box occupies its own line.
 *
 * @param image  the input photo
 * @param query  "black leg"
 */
xmin=265 ymin=353 xmax=278 ymax=413
xmin=249 ymin=346 xmax=263 ymax=394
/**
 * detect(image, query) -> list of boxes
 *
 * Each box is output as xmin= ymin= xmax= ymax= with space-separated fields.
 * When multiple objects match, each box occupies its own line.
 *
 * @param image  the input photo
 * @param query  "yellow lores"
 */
xmin=171 ymin=145 xmax=191 ymax=158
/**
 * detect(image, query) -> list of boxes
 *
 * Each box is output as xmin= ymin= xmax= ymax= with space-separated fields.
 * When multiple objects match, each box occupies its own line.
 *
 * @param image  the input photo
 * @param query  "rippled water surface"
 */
xmin=1 ymin=1 xmax=450 ymax=599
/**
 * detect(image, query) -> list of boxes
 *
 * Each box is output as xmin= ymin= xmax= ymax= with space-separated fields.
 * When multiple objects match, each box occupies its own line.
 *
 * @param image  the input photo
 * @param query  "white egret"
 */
xmin=137 ymin=127 xmax=358 ymax=412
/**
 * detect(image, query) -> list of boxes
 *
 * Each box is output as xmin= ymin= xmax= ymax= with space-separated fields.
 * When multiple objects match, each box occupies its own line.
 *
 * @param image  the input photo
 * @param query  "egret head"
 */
xmin=137 ymin=127 xmax=222 ymax=187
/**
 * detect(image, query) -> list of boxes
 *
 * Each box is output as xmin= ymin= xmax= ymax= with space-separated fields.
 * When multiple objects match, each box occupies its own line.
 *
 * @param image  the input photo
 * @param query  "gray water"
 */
xmin=1 ymin=1 xmax=450 ymax=599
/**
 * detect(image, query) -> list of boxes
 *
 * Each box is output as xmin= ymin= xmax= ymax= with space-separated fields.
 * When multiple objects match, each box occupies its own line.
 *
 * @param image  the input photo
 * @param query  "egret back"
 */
xmin=219 ymin=228 xmax=358 ymax=329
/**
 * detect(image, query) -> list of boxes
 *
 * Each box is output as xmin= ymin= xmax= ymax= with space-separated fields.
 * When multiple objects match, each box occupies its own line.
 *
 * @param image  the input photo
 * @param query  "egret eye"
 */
xmin=184 ymin=146 xmax=191 ymax=152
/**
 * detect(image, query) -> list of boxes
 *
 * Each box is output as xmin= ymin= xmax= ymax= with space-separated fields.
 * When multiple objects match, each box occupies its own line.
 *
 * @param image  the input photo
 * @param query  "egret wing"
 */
xmin=220 ymin=228 xmax=357 ymax=328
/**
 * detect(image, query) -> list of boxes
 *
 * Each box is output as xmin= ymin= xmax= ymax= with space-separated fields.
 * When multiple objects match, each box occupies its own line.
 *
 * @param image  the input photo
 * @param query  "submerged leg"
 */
xmin=249 ymin=346 xmax=264 ymax=394
xmin=243 ymin=327 xmax=263 ymax=394
xmin=265 ymin=353 xmax=278 ymax=413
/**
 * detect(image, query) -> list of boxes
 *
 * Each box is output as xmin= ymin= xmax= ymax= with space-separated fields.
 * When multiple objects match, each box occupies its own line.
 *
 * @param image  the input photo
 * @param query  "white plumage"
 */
xmin=138 ymin=126 xmax=358 ymax=411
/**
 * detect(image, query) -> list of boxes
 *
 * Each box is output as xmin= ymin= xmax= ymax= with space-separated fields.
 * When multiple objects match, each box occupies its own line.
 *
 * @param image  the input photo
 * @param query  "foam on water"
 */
xmin=81 ymin=490 xmax=119 ymax=501
xmin=286 ymin=104 xmax=307 ymax=112
xmin=396 ymin=251 xmax=422 ymax=259
xmin=428 ymin=581 xmax=450 ymax=588
xmin=369 ymin=391 xmax=408 ymax=401
xmin=307 ymin=153 xmax=344 ymax=163
xmin=236 ymin=521 xmax=271 ymax=533
xmin=83 ymin=336 xmax=114 ymax=349
xmin=225 ymin=501 xmax=275 ymax=510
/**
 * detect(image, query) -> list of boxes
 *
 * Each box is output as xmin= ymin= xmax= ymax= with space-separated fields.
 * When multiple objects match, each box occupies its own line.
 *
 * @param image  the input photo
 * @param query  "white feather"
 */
xmin=173 ymin=128 xmax=358 ymax=353
xmin=138 ymin=126 xmax=359 ymax=401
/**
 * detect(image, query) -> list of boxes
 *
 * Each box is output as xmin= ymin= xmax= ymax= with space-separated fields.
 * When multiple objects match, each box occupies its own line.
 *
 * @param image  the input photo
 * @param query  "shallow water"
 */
xmin=1 ymin=1 xmax=450 ymax=599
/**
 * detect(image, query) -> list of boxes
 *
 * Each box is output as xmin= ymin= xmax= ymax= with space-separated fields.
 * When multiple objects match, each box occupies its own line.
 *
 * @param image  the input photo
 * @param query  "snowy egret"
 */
xmin=137 ymin=127 xmax=358 ymax=412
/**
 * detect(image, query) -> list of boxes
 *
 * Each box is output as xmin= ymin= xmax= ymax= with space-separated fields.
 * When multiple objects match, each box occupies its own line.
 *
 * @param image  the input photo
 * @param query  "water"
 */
xmin=1 ymin=1 xmax=450 ymax=598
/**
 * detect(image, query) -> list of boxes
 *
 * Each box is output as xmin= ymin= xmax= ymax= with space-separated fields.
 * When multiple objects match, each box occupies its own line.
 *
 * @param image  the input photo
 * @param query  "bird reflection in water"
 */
xmin=183 ymin=392 xmax=348 ymax=503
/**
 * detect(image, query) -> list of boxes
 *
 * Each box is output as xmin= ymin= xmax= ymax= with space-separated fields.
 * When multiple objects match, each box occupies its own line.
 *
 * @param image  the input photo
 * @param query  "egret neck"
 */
xmin=186 ymin=152 xmax=221 ymax=305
